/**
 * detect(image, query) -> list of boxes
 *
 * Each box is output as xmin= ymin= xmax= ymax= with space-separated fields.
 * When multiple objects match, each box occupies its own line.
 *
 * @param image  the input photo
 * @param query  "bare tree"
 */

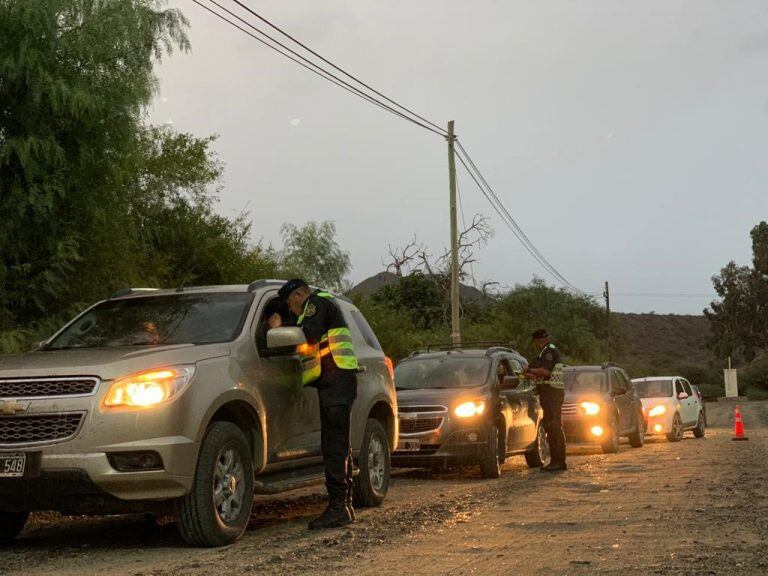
xmin=383 ymin=236 xmax=424 ymax=277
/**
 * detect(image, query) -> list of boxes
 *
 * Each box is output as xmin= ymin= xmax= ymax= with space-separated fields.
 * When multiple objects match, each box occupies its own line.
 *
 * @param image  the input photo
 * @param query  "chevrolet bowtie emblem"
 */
xmin=0 ymin=400 xmax=31 ymax=415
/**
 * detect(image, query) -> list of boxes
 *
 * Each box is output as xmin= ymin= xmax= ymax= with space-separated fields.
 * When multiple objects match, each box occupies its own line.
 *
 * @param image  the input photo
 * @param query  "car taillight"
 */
xmin=384 ymin=356 xmax=395 ymax=382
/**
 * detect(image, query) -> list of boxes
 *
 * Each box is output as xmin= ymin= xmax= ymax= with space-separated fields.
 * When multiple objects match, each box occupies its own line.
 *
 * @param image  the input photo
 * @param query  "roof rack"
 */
xmin=247 ymin=279 xmax=287 ymax=292
xmin=108 ymin=287 xmax=160 ymax=299
xmin=601 ymin=362 xmax=617 ymax=369
xmin=408 ymin=341 xmax=514 ymax=355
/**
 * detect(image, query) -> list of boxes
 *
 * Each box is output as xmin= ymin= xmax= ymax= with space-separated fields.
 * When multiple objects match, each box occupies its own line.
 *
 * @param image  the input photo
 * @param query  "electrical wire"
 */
xmin=229 ymin=0 xmax=448 ymax=136
xmin=193 ymin=0 xmax=445 ymax=136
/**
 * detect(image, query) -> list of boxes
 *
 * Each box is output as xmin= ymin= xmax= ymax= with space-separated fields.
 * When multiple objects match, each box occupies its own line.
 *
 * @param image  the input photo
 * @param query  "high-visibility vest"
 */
xmin=537 ymin=343 xmax=566 ymax=390
xmin=297 ymin=292 xmax=359 ymax=385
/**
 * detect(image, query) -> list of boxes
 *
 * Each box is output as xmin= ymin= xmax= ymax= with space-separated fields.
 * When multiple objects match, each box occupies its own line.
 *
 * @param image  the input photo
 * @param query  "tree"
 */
xmin=705 ymin=222 xmax=768 ymax=363
xmin=279 ymin=221 xmax=352 ymax=292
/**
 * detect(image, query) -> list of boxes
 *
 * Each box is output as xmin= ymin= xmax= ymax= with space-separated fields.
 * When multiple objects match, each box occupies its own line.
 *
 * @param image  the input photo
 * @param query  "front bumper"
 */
xmin=562 ymin=414 xmax=609 ymax=443
xmin=645 ymin=413 xmax=673 ymax=436
xmin=392 ymin=425 xmax=489 ymax=468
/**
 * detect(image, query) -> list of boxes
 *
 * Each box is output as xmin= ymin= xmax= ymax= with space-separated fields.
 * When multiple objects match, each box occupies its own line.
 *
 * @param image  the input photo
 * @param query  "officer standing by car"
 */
xmin=268 ymin=279 xmax=359 ymax=529
xmin=523 ymin=328 xmax=567 ymax=472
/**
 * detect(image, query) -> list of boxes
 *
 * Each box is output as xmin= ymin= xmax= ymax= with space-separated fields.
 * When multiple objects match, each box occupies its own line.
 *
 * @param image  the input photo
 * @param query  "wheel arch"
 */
xmin=199 ymin=393 xmax=266 ymax=472
xmin=367 ymin=400 xmax=396 ymax=449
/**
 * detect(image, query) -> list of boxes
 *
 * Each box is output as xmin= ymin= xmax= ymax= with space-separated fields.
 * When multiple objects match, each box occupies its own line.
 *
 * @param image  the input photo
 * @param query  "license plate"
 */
xmin=0 ymin=453 xmax=26 ymax=478
xmin=398 ymin=439 xmax=421 ymax=452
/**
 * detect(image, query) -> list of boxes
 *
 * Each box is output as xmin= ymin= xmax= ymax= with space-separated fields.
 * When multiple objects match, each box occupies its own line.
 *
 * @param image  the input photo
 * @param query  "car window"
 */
xmin=496 ymin=359 xmax=511 ymax=385
xmin=564 ymin=370 xmax=606 ymax=392
xmin=394 ymin=356 xmax=491 ymax=390
xmin=681 ymin=380 xmax=693 ymax=396
xmin=508 ymin=357 xmax=524 ymax=374
xmin=675 ymin=380 xmax=685 ymax=396
xmin=350 ymin=310 xmax=383 ymax=352
xmin=634 ymin=379 xmax=673 ymax=398
xmin=611 ymin=371 xmax=627 ymax=394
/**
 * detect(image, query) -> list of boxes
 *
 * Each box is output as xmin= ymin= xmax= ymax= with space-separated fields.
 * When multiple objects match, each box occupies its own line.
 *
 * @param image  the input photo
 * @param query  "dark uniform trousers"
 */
xmin=315 ymin=364 xmax=358 ymax=503
xmin=538 ymin=383 xmax=566 ymax=465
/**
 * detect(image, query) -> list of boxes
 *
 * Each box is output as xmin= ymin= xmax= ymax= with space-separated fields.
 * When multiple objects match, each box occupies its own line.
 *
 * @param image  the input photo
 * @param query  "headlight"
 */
xmin=648 ymin=404 xmax=666 ymax=417
xmin=455 ymin=401 xmax=485 ymax=418
xmin=103 ymin=366 xmax=195 ymax=409
xmin=580 ymin=401 xmax=601 ymax=415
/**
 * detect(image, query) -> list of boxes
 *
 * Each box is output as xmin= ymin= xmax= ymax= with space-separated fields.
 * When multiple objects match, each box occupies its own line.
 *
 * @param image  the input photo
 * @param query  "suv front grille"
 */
xmin=0 ymin=413 xmax=85 ymax=446
xmin=399 ymin=416 xmax=444 ymax=434
xmin=0 ymin=377 xmax=99 ymax=399
xmin=562 ymin=403 xmax=579 ymax=417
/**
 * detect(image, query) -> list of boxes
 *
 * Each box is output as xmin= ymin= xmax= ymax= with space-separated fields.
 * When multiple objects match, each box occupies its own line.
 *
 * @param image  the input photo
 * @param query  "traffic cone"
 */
xmin=732 ymin=405 xmax=749 ymax=441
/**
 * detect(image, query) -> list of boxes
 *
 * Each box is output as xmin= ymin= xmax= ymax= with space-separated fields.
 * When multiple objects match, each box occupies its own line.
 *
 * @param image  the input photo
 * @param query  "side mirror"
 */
xmin=267 ymin=327 xmax=307 ymax=350
xmin=677 ymin=392 xmax=689 ymax=400
xmin=501 ymin=375 xmax=520 ymax=390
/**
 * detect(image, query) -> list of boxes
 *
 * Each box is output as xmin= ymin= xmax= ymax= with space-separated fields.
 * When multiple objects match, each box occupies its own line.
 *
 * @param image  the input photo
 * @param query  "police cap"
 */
xmin=531 ymin=328 xmax=549 ymax=340
xmin=278 ymin=278 xmax=309 ymax=300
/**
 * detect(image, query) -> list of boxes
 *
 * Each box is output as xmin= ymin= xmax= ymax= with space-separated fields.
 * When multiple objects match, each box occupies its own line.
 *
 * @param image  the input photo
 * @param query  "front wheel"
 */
xmin=479 ymin=423 xmax=502 ymax=478
xmin=525 ymin=422 xmax=550 ymax=468
xmin=628 ymin=416 xmax=645 ymax=448
xmin=693 ymin=412 xmax=706 ymax=438
xmin=0 ymin=511 xmax=28 ymax=544
xmin=176 ymin=422 xmax=255 ymax=547
xmin=600 ymin=418 xmax=620 ymax=454
xmin=666 ymin=413 xmax=683 ymax=442
xmin=353 ymin=418 xmax=390 ymax=508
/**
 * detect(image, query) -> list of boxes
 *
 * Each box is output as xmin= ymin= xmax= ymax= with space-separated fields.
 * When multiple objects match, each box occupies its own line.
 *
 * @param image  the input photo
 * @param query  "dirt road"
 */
xmin=2 ymin=405 xmax=767 ymax=576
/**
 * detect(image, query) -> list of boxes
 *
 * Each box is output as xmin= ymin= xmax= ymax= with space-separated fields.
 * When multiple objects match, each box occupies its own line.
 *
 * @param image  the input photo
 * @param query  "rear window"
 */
xmin=635 ymin=379 xmax=673 ymax=398
xmin=564 ymin=370 xmax=606 ymax=393
xmin=350 ymin=310 xmax=383 ymax=351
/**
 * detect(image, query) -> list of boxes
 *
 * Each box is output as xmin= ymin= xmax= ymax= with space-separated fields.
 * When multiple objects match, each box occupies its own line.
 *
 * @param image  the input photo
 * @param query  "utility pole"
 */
xmin=447 ymin=120 xmax=461 ymax=346
xmin=604 ymin=281 xmax=611 ymax=360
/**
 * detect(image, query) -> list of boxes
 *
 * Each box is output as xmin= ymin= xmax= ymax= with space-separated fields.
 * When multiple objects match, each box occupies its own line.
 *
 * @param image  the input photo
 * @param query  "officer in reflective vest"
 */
xmin=523 ymin=328 xmax=567 ymax=472
xmin=270 ymin=279 xmax=359 ymax=529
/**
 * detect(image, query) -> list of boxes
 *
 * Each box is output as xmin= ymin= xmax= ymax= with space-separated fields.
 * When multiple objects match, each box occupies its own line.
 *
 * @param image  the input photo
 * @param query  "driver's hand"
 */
xmin=267 ymin=313 xmax=282 ymax=329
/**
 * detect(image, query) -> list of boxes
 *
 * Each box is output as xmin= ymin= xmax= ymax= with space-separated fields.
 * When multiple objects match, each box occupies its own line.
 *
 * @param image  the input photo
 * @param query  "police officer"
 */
xmin=523 ymin=328 xmax=567 ymax=472
xmin=269 ymin=279 xmax=359 ymax=529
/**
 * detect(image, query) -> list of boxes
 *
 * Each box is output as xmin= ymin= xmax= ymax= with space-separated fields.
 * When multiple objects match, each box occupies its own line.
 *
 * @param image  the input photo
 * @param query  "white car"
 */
xmin=631 ymin=376 xmax=706 ymax=442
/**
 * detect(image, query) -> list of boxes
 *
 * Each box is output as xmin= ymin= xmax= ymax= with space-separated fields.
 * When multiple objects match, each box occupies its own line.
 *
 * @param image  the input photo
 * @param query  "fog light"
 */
xmin=108 ymin=451 xmax=164 ymax=472
xmin=590 ymin=426 xmax=604 ymax=437
xmin=654 ymin=424 xmax=663 ymax=433
xmin=467 ymin=432 xmax=478 ymax=442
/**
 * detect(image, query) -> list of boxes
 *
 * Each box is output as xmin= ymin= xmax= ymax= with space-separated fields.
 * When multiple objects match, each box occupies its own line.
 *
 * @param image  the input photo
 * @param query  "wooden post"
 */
xmin=447 ymin=120 xmax=460 ymax=346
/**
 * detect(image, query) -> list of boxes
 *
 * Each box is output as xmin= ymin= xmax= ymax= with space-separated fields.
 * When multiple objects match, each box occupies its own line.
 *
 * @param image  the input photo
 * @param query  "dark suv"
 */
xmin=391 ymin=346 xmax=549 ymax=478
xmin=561 ymin=364 xmax=646 ymax=453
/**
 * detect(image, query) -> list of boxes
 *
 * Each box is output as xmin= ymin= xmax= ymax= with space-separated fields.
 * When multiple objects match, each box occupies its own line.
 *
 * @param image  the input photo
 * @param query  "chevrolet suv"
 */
xmin=0 ymin=281 xmax=396 ymax=547
xmin=391 ymin=346 xmax=549 ymax=478
xmin=562 ymin=364 xmax=646 ymax=453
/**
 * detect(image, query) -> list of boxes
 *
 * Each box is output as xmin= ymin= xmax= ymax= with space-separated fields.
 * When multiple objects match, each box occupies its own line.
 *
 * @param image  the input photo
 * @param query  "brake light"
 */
xmin=384 ymin=356 xmax=395 ymax=382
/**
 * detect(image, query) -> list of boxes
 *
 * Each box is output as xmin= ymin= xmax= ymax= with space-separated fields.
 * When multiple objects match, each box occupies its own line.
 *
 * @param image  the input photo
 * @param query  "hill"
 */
xmin=351 ymin=271 xmax=486 ymax=301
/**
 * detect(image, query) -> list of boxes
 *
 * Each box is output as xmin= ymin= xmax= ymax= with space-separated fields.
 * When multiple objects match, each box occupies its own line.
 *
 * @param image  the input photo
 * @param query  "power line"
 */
xmin=612 ymin=292 xmax=716 ymax=299
xmin=229 ymin=0 xmax=447 ymax=136
xmin=453 ymin=144 xmax=587 ymax=295
xmin=193 ymin=0 xmax=445 ymax=136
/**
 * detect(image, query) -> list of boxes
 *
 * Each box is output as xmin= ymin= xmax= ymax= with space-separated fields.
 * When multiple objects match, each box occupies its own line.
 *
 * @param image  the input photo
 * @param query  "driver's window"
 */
xmin=255 ymin=295 xmax=291 ymax=353
xmin=675 ymin=380 xmax=685 ymax=396
xmin=496 ymin=359 xmax=511 ymax=385
xmin=611 ymin=371 xmax=626 ymax=394
xmin=681 ymin=380 xmax=693 ymax=396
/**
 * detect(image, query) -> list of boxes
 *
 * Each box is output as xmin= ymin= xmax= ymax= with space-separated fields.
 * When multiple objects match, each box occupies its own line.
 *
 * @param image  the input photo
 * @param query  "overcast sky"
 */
xmin=150 ymin=0 xmax=768 ymax=314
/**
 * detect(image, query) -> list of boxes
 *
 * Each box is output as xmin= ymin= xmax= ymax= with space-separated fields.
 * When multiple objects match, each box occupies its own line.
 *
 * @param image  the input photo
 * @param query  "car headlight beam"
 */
xmin=103 ymin=366 xmax=195 ymax=409
xmin=455 ymin=401 xmax=485 ymax=418
xmin=580 ymin=401 xmax=601 ymax=415
xmin=648 ymin=404 xmax=667 ymax=417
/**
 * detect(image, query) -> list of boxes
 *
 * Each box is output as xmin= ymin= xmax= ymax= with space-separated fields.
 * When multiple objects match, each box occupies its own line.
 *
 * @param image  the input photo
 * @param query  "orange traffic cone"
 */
xmin=732 ymin=405 xmax=749 ymax=441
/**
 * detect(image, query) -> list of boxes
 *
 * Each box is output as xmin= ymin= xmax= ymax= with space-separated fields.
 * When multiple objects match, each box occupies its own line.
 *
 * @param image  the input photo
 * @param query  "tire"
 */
xmin=525 ymin=421 xmax=550 ymax=468
xmin=628 ymin=414 xmax=645 ymax=448
xmin=600 ymin=417 xmax=619 ymax=454
xmin=693 ymin=412 xmax=706 ymax=438
xmin=666 ymin=413 xmax=684 ymax=442
xmin=176 ymin=422 xmax=254 ymax=547
xmin=479 ymin=423 xmax=502 ymax=478
xmin=0 ymin=511 xmax=28 ymax=544
xmin=353 ymin=418 xmax=390 ymax=508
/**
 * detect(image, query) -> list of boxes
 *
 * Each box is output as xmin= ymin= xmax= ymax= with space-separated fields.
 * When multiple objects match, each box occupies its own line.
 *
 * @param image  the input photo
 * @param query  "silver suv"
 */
xmin=0 ymin=281 xmax=396 ymax=547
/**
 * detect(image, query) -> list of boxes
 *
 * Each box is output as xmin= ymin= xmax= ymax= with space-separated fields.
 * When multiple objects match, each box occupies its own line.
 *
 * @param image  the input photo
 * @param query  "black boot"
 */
xmin=308 ymin=501 xmax=353 ymax=530
xmin=541 ymin=461 xmax=568 ymax=472
xmin=346 ymin=488 xmax=356 ymax=522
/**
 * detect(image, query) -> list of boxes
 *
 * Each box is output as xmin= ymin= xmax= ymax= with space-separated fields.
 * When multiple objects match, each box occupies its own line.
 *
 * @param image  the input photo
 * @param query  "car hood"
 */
xmin=640 ymin=397 xmax=674 ymax=408
xmin=0 ymin=343 xmax=230 ymax=381
xmin=564 ymin=391 xmax=609 ymax=404
xmin=396 ymin=386 xmax=487 ymax=407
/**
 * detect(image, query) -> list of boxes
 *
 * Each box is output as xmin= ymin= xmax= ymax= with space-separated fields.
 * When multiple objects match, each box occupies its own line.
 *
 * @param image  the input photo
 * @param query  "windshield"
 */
xmin=46 ymin=293 xmax=254 ymax=350
xmin=395 ymin=356 xmax=490 ymax=390
xmin=564 ymin=370 xmax=606 ymax=393
xmin=634 ymin=379 xmax=673 ymax=398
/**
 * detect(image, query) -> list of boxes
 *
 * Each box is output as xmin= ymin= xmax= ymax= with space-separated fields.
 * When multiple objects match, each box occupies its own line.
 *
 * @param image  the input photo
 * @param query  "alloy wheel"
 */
xmin=213 ymin=447 xmax=246 ymax=524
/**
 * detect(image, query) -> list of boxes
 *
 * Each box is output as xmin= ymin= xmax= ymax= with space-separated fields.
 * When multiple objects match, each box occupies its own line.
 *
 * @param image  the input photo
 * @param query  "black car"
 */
xmin=391 ymin=346 xmax=550 ymax=478
xmin=561 ymin=364 xmax=646 ymax=453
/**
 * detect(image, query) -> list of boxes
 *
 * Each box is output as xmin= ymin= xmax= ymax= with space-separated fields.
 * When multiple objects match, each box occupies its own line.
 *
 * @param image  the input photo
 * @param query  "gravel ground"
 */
xmin=1 ymin=406 xmax=766 ymax=576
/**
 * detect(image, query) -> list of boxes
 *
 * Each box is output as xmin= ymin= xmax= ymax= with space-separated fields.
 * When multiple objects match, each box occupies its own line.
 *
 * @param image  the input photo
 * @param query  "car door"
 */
xmin=679 ymin=379 xmax=698 ymax=426
xmin=508 ymin=355 xmax=538 ymax=448
xmin=495 ymin=358 xmax=520 ymax=451
xmin=251 ymin=292 xmax=321 ymax=462
xmin=609 ymin=369 xmax=632 ymax=433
